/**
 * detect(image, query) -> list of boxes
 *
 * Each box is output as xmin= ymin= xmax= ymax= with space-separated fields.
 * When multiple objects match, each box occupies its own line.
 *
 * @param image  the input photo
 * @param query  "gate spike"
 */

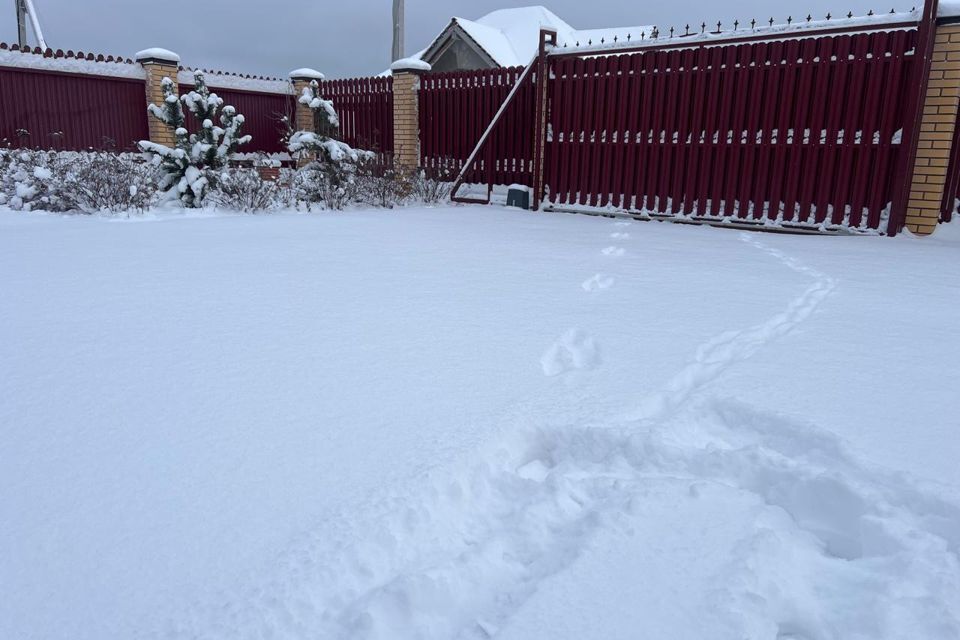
xmin=769 ymin=17 xmax=775 ymax=27
xmin=807 ymin=14 xmax=812 ymax=22
xmin=716 ymin=20 xmax=722 ymax=33
xmin=826 ymin=12 xmax=832 ymax=20
xmin=702 ymin=22 xmax=707 ymax=33
xmin=868 ymin=9 xmax=874 ymax=16
xmin=613 ymin=35 xmax=618 ymax=42
xmin=576 ymin=40 xmax=580 ymax=46
xmin=685 ymin=23 xmax=690 ymax=36
xmin=588 ymin=38 xmax=592 ymax=45
xmin=734 ymin=19 xmax=739 ymax=30
xmin=669 ymin=26 xmax=675 ymax=38
xmin=751 ymin=18 xmax=756 ymax=30
xmin=848 ymin=11 xmax=854 ymax=18
xmin=627 ymin=32 xmax=632 ymax=41
xmin=600 ymin=37 xmax=605 ymax=43
xmin=787 ymin=15 xmax=793 ymax=25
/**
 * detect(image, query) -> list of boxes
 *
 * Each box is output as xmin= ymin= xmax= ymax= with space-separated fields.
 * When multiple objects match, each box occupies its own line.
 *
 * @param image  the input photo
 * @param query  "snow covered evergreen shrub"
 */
xmin=287 ymin=80 xmax=374 ymax=210
xmin=138 ymin=71 xmax=251 ymax=208
xmin=208 ymin=167 xmax=289 ymax=213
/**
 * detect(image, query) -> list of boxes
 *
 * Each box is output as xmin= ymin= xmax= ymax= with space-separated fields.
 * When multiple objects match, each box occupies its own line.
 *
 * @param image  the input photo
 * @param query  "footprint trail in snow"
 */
xmin=160 ymin=234 xmax=959 ymax=640
xmin=581 ymin=274 xmax=615 ymax=292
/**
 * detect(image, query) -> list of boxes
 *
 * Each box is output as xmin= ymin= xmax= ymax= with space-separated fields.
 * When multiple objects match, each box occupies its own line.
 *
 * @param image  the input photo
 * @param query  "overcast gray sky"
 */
xmin=4 ymin=0 xmax=887 ymax=78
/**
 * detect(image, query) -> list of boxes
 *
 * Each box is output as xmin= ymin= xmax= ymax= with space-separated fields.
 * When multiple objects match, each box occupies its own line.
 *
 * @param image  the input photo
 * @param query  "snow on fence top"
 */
xmin=176 ymin=67 xmax=293 ymax=95
xmin=942 ymin=1 xmax=960 ymax=17
xmin=134 ymin=48 xmax=180 ymax=63
xmin=391 ymin=58 xmax=432 ymax=72
xmin=549 ymin=9 xmax=923 ymax=57
xmin=289 ymin=68 xmax=325 ymax=80
xmin=0 ymin=41 xmax=293 ymax=94
xmin=0 ymin=42 xmax=146 ymax=79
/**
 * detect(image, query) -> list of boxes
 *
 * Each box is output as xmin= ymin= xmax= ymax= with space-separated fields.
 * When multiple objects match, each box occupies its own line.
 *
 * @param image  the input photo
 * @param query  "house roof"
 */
xmin=419 ymin=6 xmax=654 ymax=69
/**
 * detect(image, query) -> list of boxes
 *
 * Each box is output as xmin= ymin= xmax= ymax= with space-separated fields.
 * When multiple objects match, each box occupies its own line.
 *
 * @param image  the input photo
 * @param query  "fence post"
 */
xmin=289 ymin=68 xmax=325 ymax=133
xmin=906 ymin=8 xmax=960 ymax=234
xmin=391 ymin=58 xmax=431 ymax=171
xmin=894 ymin=0 xmax=960 ymax=236
xmin=136 ymin=48 xmax=180 ymax=147
xmin=531 ymin=29 xmax=558 ymax=211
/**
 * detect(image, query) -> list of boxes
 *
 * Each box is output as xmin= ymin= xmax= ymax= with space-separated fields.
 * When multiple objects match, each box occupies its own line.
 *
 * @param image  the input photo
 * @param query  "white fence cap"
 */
xmin=390 ymin=57 xmax=432 ymax=73
xmin=289 ymin=68 xmax=325 ymax=80
xmin=135 ymin=48 xmax=180 ymax=63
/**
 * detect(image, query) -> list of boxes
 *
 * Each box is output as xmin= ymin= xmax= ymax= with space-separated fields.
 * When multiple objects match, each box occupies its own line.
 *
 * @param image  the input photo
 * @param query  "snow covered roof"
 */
xmin=419 ymin=6 xmax=653 ymax=68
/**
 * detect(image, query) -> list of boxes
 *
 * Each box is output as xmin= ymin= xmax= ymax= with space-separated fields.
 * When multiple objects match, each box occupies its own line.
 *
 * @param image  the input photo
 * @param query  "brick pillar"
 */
xmin=136 ymin=48 xmax=181 ymax=146
xmin=289 ymin=69 xmax=325 ymax=167
xmin=906 ymin=21 xmax=960 ymax=235
xmin=391 ymin=59 xmax=431 ymax=170
xmin=289 ymin=68 xmax=325 ymax=133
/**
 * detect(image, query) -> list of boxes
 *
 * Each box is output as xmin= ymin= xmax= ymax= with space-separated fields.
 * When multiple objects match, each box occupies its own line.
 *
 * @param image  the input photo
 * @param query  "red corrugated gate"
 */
xmin=545 ymin=28 xmax=919 ymax=231
xmin=447 ymin=10 xmax=960 ymax=234
xmin=0 ymin=67 xmax=148 ymax=150
xmin=420 ymin=66 xmax=536 ymax=184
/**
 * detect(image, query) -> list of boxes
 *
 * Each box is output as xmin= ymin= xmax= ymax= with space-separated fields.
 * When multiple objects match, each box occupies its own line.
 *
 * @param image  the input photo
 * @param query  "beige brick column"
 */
xmin=136 ymin=48 xmax=181 ymax=147
xmin=289 ymin=68 xmax=325 ymax=134
xmin=906 ymin=22 xmax=960 ymax=235
xmin=391 ymin=59 xmax=431 ymax=170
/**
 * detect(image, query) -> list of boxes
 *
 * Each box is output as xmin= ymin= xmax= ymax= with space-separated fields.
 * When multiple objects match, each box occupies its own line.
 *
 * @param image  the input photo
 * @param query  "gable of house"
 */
xmin=412 ymin=5 xmax=653 ymax=72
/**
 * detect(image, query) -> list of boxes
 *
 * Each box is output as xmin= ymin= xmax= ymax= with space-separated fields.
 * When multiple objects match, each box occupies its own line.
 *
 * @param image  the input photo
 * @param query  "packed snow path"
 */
xmin=1 ymin=207 xmax=958 ymax=640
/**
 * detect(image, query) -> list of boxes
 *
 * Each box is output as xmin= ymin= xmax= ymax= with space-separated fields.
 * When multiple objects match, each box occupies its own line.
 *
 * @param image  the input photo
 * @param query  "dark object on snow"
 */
xmin=506 ymin=186 xmax=530 ymax=209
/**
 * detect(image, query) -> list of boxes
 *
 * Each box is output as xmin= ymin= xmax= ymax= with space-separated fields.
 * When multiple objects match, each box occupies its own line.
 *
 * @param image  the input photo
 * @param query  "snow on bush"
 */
xmin=207 ymin=167 xmax=290 ymax=213
xmin=286 ymin=80 xmax=374 ymax=210
xmin=138 ymin=71 xmax=251 ymax=208
xmin=0 ymin=149 xmax=156 ymax=214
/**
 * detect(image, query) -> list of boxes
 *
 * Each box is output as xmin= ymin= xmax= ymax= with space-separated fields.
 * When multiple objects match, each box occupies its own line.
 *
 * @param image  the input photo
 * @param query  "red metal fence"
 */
xmin=320 ymin=77 xmax=394 ymax=155
xmin=420 ymin=67 xmax=536 ymax=184
xmin=179 ymin=82 xmax=295 ymax=154
xmin=1 ymin=45 xmax=392 ymax=158
xmin=444 ymin=12 xmax=960 ymax=234
xmin=0 ymin=66 xmax=148 ymax=151
xmin=545 ymin=28 xmax=920 ymax=230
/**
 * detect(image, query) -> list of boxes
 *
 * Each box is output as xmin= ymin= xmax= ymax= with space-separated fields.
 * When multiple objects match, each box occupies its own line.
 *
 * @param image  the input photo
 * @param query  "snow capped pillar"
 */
xmin=905 ymin=6 xmax=960 ymax=235
xmin=391 ymin=58 xmax=431 ymax=170
xmin=289 ymin=68 xmax=326 ymax=135
xmin=136 ymin=48 xmax=181 ymax=148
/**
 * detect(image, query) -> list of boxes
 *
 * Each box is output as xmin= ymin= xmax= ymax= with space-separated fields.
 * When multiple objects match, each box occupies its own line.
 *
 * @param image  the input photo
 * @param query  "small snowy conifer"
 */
xmin=288 ymin=80 xmax=367 ymax=165
xmin=138 ymin=71 xmax=251 ymax=207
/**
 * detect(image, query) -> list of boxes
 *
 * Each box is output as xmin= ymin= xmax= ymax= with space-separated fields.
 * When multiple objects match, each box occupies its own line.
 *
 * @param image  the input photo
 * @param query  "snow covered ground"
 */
xmin=1 ymin=206 xmax=958 ymax=640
